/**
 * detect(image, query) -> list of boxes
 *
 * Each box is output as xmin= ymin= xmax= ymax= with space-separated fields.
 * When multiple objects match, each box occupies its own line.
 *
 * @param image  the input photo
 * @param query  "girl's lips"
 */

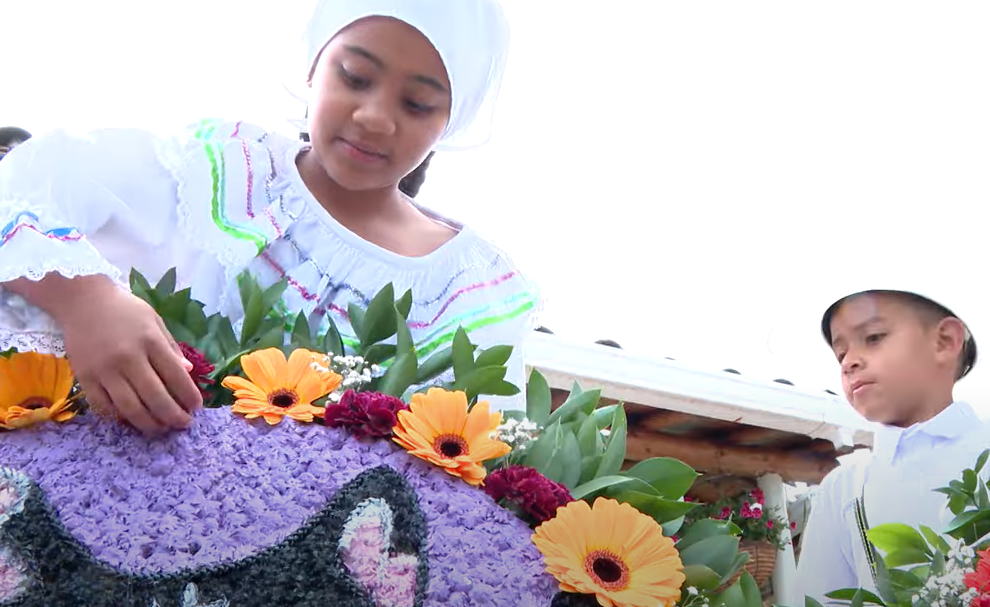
xmin=337 ymin=138 xmax=388 ymax=164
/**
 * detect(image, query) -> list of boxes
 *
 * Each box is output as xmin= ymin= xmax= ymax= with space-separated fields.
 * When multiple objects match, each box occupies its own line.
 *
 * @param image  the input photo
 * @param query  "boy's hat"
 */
xmin=820 ymin=284 xmax=978 ymax=379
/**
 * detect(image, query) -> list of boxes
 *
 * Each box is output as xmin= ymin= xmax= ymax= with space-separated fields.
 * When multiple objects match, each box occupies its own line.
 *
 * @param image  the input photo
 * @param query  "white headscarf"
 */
xmin=299 ymin=0 xmax=510 ymax=151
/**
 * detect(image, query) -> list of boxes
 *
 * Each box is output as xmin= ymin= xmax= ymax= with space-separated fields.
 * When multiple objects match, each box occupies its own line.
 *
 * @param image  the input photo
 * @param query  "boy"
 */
xmin=796 ymin=287 xmax=988 ymax=603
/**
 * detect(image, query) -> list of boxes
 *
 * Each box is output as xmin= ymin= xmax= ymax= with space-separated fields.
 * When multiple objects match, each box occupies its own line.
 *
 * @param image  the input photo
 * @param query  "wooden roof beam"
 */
xmin=626 ymin=430 xmax=838 ymax=484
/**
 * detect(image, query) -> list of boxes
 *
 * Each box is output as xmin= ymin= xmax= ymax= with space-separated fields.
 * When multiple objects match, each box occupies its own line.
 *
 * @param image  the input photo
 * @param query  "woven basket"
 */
xmin=740 ymin=540 xmax=778 ymax=587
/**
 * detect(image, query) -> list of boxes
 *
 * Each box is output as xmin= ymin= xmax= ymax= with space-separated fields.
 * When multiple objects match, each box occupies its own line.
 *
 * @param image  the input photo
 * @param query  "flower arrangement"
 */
xmin=0 ymin=268 xmax=774 ymax=607
xmin=822 ymin=450 xmax=990 ymax=607
xmin=685 ymin=487 xmax=793 ymax=550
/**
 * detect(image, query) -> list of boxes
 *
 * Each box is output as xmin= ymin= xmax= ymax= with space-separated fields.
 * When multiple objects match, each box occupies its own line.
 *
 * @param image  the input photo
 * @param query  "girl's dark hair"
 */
xmin=398 ymin=152 xmax=435 ymax=198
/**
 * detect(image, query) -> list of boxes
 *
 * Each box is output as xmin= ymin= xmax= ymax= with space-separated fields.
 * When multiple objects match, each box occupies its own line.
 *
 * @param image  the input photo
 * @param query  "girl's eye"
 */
xmin=404 ymin=100 xmax=435 ymax=115
xmin=339 ymin=66 xmax=370 ymax=89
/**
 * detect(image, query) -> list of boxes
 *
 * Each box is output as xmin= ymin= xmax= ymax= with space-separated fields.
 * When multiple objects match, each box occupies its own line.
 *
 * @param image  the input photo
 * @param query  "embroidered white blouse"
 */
xmin=0 ymin=119 xmax=541 ymax=410
xmin=795 ymin=401 xmax=990 ymax=603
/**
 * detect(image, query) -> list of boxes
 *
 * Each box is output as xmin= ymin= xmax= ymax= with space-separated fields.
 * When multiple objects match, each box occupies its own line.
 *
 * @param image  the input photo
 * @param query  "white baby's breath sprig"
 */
xmin=490 ymin=418 xmax=540 ymax=451
xmin=311 ymin=353 xmax=381 ymax=395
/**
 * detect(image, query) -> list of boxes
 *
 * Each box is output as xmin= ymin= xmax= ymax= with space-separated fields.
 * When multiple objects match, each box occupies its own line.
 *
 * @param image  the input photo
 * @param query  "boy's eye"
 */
xmin=865 ymin=333 xmax=886 ymax=345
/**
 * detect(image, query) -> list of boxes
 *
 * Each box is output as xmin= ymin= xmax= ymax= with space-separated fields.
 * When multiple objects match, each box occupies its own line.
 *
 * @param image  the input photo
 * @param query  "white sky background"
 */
xmin=4 ymin=1 xmax=990 ymax=418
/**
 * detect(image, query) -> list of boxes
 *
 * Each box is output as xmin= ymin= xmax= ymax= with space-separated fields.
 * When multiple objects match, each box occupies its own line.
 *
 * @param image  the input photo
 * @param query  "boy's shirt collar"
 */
xmin=872 ymin=401 xmax=982 ymax=465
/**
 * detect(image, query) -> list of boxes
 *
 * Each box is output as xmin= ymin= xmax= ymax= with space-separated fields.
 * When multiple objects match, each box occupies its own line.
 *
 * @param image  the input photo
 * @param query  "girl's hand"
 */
xmin=58 ymin=285 xmax=203 ymax=435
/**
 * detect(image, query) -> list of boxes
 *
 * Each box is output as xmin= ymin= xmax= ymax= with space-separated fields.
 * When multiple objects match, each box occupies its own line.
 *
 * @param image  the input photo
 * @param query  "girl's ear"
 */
xmin=338 ymin=498 xmax=419 ymax=607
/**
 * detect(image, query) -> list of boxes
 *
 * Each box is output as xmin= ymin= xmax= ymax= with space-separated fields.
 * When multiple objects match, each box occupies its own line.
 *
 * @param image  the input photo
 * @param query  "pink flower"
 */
xmin=324 ymin=390 xmax=409 ymax=439
xmin=767 ymin=520 xmax=774 ymax=529
xmin=717 ymin=506 xmax=733 ymax=520
xmin=483 ymin=465 xmax=573 ymax=523
xmin=790 ymin=521 xmax=797 ymax=530
xmin=749 ymin=487 xmax=765 ymax=505
xmin=179 ymin=342 xmax=215 ymax=398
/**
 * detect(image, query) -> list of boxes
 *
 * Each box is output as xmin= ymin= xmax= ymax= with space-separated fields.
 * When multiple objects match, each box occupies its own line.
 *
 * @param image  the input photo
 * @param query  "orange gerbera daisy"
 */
xmin=392 ymin=388 xmax=510 ymax=486
xmin=221 ymin=348 xmax=342 ymax=425
xmin=532 ymin=498 xmax=685 ymax=607
xmin=0 ymin=352 xmax=77 ymax=430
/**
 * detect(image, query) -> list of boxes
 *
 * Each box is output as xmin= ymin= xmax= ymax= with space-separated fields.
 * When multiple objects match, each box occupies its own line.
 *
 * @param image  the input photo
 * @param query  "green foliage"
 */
xmin=130 ymin=268 xmax=517 ymax=405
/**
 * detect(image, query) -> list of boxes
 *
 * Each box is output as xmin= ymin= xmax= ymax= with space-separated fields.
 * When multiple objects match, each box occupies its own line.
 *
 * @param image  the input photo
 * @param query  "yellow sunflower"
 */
xmin=392 ymin=388 xmax=510 ymax=486
xmin=221 ymin=348 xmax=342 ymax=425
xmin=0 ymin=352 xmax=77 ymax=430
xmin=532 ymin=497 xmax=685 ymax=607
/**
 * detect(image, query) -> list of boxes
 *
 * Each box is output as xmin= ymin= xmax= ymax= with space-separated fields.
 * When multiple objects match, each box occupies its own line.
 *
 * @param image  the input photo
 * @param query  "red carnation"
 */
xmin=483 ymin=465 xmax=573 ymax=524
xmin=179 ymin=342 xmax=215 ymax=398
xmin=324 ymin=390 xmax=408 ymax=439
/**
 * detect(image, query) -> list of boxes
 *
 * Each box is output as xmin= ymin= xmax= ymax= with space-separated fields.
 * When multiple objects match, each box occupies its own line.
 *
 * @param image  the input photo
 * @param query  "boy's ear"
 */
xmin=934 ymin=316 xmax=967 ymax=368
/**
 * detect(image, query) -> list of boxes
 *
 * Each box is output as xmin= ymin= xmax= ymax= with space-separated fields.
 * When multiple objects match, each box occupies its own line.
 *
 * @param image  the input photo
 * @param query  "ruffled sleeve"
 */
xmin=0 ymin=126 xmax=182 ymax=353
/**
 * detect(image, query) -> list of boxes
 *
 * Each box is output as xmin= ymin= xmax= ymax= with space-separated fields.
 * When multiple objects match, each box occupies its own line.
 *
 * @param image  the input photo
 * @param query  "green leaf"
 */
xmin=474 ymin=345 xmax=513 ymax=369
xmin=576 ymin=414 xmax=602 ymax=457
xmin=252 ymin=324 xmax=285 ymax=351
xmin=363 ymin=344 xmax=397 ymax=366
xmin=347 ymin=303 xmax=366 ymax=339
xmin=805 ymin=597 xmax=826 ymax=607
xmin=676 ymin=519 xmax=741 ymax=551
xmin=976 ymin=450 xmax=990 ymax=475
xmin=240 ymin=294 xmax=265 ymax=347
xmin=595 ymin=405 xmax=627 ymax=478
xmin=394 ymin=312 xmax=414 ymax=357
xmin=944 ymin=509 xmax=990 ymax=535
xmin=378 ymin=353 xmax=417 ymax=398
xmin=682 ymin=565 xmax=722 ymax=591
xmin=883 ymin=548 xmax=931 ymax=567
xmin=680 ymin=535 xmax=740 ymax=578
xmin=167 ymin=322 xmax=197 ymax=346
xmin=622 ymin=458 xmax=698 ymax=500
xmin=290 ymin=312 xmax=311 ymax=347
xmin=484 ymin=381 xmax=521 ymax=397
xmin=609 ymin=490 xmax=695 ymax=524
xmin=578 ymin=455 xmax=603 ymax=485
xmin=965 ymin=468 xmax=979 ymax=493
xmin=322 ymin=321 xmax=345 ymax=357
xmin=360 ymin=283 xmax=397 ymax=346
xmin=184 ymin=302 xmax=209 ymax=338
xmin=866 ymin=523 xmax=931 ymax=557
xmin=211 ymin=316 xmax=239 ymax=356
xmin=526 ymin=370 xmax=552 ymax=426
xmin=395 ymin=289 xmax=413 ymax=319
xmin=979 ymin=481 xmax=990 ymax=510
xmin=522 ymin=422 xmax=561 ymax=472
xmin=546 ymin=388 xmax=601 ymax=427
xmin=918 ymin=525 xmax=952 ymax=555
xmin=451 ymin=327 xmax=475 ymax=380
xmin=542 ymin=430 xmax=582 ymax=489
xmin=592 ymin=405 xmax=618 ymax=429
xmin=570 ymin=474 xmax=640 ymax=500
xmin=237 ymin=273 xmax=256 ymax=309
xmin=416 ymin=347 xmax=453 ymax=384
xmin=458 ymin=365 xmax=507 ymax=402
xmin=130 ymin=268 xmax=152 ymax=295
xmin=825 ymin=589 xmax=886 ymax=605
xmin=154 ymin=267 xmax=177 ymax=297
xmin=259 ymin=279 xmax=288 ymax=315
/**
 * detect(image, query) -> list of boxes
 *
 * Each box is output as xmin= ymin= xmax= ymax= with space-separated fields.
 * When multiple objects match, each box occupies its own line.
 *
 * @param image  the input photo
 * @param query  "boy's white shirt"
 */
xmin=796 ymin=401 xmax=990 ymax=604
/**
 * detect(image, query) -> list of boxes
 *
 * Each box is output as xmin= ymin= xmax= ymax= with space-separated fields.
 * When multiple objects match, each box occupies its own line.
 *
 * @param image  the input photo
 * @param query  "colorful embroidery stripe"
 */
xmin=333 ymin=292 xmax=537 ymax=361
xmin=192 ymin=120 xmax=268 ymax=254
xmin=1 ymin=212 xmax=83 ymax=246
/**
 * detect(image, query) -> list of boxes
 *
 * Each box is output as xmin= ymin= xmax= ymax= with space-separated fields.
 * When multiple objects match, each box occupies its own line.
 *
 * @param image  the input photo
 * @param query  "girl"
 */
xmin=0 ymin=0 xmax=540 ymax=436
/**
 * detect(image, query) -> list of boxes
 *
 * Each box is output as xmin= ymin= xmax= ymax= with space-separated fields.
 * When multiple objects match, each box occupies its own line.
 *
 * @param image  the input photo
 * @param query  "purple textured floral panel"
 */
xmin=0 ymin=409 xmax=560 ymax=606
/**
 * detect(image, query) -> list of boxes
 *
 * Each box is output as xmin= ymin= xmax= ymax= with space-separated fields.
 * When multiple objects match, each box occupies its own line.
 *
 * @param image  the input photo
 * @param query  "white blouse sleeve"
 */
xmin=0 ymin=126 xmax=181 ymax=354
